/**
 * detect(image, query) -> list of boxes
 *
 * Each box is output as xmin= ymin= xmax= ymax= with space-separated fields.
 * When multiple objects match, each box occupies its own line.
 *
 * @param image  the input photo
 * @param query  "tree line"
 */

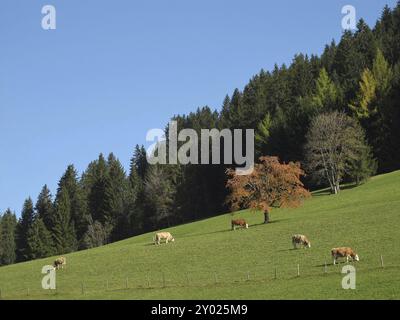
xmin=1 ymin=3 xmax=400 ymax=266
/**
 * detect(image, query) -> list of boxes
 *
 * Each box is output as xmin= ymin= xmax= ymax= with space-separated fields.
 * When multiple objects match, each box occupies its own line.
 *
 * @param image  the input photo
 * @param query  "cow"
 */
xmin=292 ymin=234 xmax=311 ymax=248
xmin=231 ymin=219 xmax=249 ymax=230
xmin=331 ymin=247 xmax=359 ymax=265
xmin=53 ymin=256 xmax=66 ymax=270
xmin=154 ymin=232 xmax=175 ymax=245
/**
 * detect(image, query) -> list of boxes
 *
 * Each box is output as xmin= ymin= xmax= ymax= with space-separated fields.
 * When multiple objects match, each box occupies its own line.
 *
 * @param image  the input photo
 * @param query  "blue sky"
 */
xmin=0 ymin=0 xmax=396 ymax=216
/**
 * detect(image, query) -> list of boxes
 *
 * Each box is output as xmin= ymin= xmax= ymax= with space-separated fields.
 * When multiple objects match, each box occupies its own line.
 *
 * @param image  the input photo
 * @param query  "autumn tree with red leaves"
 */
xmin=226 ymin=156 xmax=311 ymax=224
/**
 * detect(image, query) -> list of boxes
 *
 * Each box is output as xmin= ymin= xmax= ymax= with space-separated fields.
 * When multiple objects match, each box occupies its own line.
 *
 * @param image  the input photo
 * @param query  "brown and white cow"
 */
xmin=331 ymin=247 xmax=359 ymax=265
xmin=292 ymin=234 xmax=311 ymax=248
xmin=231 ymin=219 xmax=249 ymax=230
xmin=154 ymin=232 xmax=175 ymax=245
xmin=53 ymin=256 xmax=66 ymax=270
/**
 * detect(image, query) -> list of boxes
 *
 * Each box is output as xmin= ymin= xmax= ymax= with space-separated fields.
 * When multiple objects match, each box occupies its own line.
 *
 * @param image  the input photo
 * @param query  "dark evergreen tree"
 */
xmin=348 ymin=142 xmax=378 ymax=185
xmin=57 ymin=165 xmax=89 ymax=243
xmin=0 ymin=209 xmax=17 ymax=265
xmin=26 ymin=218 xmax=54 ymax=259
xmin=51 ymin=186 xmax=77 ymax=254
xmin=35 ymin=185 xmax=54 ymax=231
xmin=132 ymin=145 xmax=148 ymax=180
xmin=15 ymin=198 xmax=34 ymax=261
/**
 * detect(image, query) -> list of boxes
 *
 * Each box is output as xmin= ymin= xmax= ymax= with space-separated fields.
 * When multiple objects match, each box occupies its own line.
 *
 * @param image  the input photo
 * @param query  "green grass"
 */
xmin=1 ymin=171 xmax=400 ymax=300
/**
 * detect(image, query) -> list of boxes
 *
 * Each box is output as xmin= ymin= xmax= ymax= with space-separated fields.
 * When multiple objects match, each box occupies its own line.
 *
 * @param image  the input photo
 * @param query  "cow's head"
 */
xmin=307 ymin=242 xmax=311 ymax=248
xmin=245 ymin=224 xmax=249 ymax=229
xmin=354 ymin=254 xmax=359 ymax=261
xmin=171 ymin=237 xmax=175 ymax=242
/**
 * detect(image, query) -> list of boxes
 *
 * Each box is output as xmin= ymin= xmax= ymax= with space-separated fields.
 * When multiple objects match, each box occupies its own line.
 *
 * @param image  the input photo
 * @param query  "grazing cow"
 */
xmin=231 ymin=219 xmax=249 ymax=230
xmin=292 ymin=234 xmax=311 ymax=248
xmin=154 ymin=232 xmax=175 ymax=245
xmin=53 ymin=256 xmax=66 ymax=270
xmin=331 ymin=247 xmax=359 ymax=265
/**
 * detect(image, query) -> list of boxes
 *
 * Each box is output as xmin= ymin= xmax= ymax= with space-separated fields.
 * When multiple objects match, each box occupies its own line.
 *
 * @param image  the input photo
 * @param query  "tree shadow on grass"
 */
xmin=142 ymin=219 xmax=284 ymax=247
xmin=312 ymin=183 xmax=358 ymax=197
xmin=312 ymin=189 xmax=332 ymax=197
xmin=193 ymin=229 xmax=233 ymax=237
xmin=277 ymin=248 xmax=297 ymax=252
xmin=251 ymin=219 xmax=284 ymax=227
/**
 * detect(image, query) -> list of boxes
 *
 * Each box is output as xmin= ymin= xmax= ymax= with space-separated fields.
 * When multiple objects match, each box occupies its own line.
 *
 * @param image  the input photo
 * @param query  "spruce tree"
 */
xmin=51 ymin=186 xmax=77 ymax=254
xmin=107 ymin=153 xmax=131 ymax=241
xmin=16 ymin=198 xmax=34 ymax=261
xmin=57 ymin=165 xmax=90 ymax=243
xmin=0 ymin=209 xmax=17 ymax=265
xmin=132 ymin=145 xmax=148 ymax=180
xmin=26 ymin=218 xmax=54 ymax=259
xmin=35 ymin=185 xmax=54 ymax=231
xmin=349 ymin=142 xmax=377 ymax=185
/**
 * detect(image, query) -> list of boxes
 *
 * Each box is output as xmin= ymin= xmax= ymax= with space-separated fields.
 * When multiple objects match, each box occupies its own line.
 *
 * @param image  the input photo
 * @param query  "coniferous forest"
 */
xmin=1 ymin=3 xmax=400 ymax=266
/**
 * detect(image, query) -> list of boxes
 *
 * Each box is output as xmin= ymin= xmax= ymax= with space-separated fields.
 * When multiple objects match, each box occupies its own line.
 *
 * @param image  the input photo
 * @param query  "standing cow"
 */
xmin=154 ymin=232 xmax=175 ymax=245
xmin=231 ymin=219 xmax=249 ymax=230
xmin=331 ymin=247 xmax=359 ymax=265
xmin=53 ymin=256 xmax=67 ymax=270
xmin=292 ymin=234 xmax=311 ymax=248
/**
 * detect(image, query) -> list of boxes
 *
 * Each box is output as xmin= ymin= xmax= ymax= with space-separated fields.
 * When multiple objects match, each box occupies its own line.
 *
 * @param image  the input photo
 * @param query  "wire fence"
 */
xmin=0 ymin=254 xmax=397 ymax=299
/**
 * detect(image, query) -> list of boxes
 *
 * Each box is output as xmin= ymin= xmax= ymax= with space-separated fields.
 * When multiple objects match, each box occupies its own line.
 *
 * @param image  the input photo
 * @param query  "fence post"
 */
xmin=324 ymin=261 xmax=327 ymax=274
xmin=274 ymin=267 xmax=277 ymax=280
xmin=380 ymin=255 xmax=384 ymax=268
xmin=246 ymin=271 xmax=250 ymax=281
xmin=214 ymin=272 xmax=218 ymax=284
xmin=186 ymin=272 xmax=189 ymax=286
xmin=297 ymin=264 xmax=300 ymax=277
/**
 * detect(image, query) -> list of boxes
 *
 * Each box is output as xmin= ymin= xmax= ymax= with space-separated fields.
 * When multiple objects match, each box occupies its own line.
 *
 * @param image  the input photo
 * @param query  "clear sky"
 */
xmin=0 ymin=0 xmax=396 ymax=216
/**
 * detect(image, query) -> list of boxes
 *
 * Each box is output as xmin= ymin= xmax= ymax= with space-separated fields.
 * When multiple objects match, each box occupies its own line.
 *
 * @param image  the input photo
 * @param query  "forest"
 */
xmin=1 ymin=3 xmax=399 ymax=266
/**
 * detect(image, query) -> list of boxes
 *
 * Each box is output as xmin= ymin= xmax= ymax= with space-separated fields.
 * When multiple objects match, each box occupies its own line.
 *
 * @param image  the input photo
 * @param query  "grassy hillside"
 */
xmin=0 ymin=171 xmax=399 ymax=300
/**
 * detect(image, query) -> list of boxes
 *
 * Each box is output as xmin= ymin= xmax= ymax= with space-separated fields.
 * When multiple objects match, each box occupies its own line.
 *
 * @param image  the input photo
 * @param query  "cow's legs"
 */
xmin=333 ymin=257 xmax=336 ymax=265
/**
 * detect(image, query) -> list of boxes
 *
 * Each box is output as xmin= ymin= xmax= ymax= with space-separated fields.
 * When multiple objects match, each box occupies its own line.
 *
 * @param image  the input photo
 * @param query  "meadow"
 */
xmin=0 ymin=170 xmax=399 ymax=299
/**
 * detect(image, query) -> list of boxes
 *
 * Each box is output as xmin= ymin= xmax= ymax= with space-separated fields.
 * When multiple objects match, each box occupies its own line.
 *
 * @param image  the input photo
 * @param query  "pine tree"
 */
xmin=15 ymin=198 xmax=34 ymax=261
xmin=144 ymin=165 xmax=174 ymax=228
xmin=26 ymin=218 xmax=54 ymax=259
xmin=0 ymin=209 xmax=17 ymax=265
xmin=348 ymin=142 xmax=378 ymax=185
xmin=81 ymin=217 xmax=107 ymax=249
xmin=127 ymin=152 xmax=145 ymax=235
xmin=106 ymin=153 xmax=130 ymax=241
xmin=51 ymin=186 xmax=77 ymax=254
xmin=57 ymin=165 xmax=89 ymax=243
xmin=132 ymin=145 xmax=148 ymax=180
xmin=219 ymin=95 xmax=231 ymax=128
xmin=35 ymin=185 xmax=54 ymax=231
